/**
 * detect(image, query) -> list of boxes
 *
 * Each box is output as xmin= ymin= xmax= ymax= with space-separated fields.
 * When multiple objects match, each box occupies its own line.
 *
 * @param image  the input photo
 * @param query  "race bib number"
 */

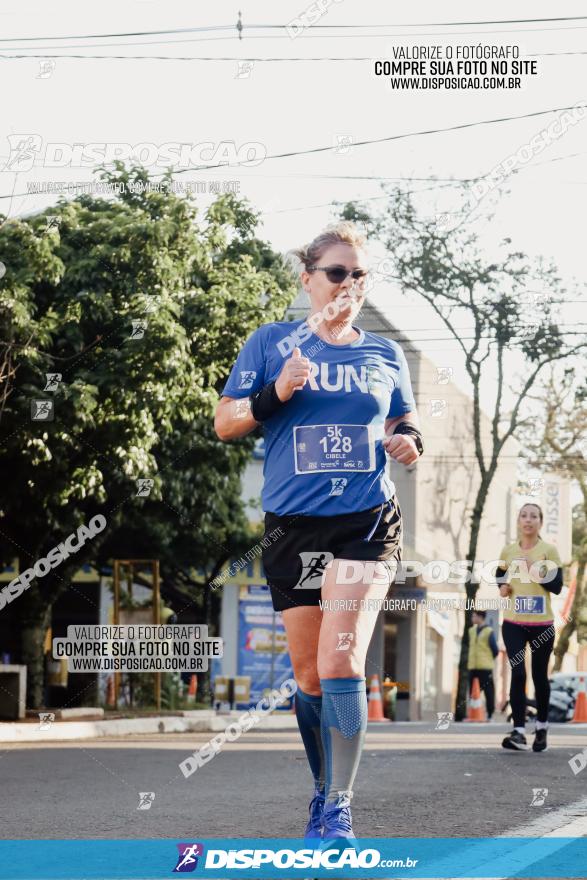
xmin=293 ymin=424 xmax=375 ymax=474
xmin=515 ymin=595 xmax=545 ymax=615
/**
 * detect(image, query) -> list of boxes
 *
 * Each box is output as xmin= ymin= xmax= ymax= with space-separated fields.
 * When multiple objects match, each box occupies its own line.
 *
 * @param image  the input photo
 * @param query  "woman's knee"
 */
xmin=294 ymin=670 xmax=322 ymax=696
xmin=510 ymin=664 xmax=526 ymax=683
xmin=317 ymin=654 xmax=364 ymax=680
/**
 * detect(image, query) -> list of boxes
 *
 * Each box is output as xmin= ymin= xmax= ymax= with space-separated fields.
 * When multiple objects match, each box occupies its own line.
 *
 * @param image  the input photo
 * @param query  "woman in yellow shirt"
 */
xmin=495 ymin=503 xmax=563 ymax=752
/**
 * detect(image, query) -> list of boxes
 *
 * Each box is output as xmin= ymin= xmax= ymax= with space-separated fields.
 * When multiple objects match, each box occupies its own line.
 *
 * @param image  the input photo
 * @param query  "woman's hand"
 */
xmin=383 ymin=433 xmax=419 ymax=465
xmin=274 ymin=348 xmax=311 ymax=402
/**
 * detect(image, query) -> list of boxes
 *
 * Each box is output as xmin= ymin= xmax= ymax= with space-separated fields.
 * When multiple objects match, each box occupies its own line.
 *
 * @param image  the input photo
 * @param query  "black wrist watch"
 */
xmin=392 ymin=421 xmax=424 ymax=456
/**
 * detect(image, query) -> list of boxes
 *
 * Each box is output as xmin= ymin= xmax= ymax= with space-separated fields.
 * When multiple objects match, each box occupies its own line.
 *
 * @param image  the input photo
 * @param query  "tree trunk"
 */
xmin=454 ymin=479 xmax=492 ymax=721
xmin=454 ymin=581 xmax=478 ymax=721
xmin=21 ymin=608 xmax=51 ymax=709
xmin=553 ymin=557 xmax=586 ymax=671
xmin=15 ymin=562 xmax=81 ymax=709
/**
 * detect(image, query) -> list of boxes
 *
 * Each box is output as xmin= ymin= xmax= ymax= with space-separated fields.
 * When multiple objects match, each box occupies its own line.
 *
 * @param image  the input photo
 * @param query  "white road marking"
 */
xmin=500 ymin=794 xmax=587 ymax=838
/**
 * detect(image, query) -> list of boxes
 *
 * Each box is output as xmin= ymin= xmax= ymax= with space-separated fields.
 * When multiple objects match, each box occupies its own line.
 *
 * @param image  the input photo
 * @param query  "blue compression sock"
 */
xmin=294 ymin=687 xmax=325 ymax=793
xmin=320 ymin=677 xmax=367 ymax=805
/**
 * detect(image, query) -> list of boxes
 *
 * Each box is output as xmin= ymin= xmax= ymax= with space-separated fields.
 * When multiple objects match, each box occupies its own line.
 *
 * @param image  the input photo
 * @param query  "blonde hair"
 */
xmin=289 ymin=221 xmax=368 ymax=272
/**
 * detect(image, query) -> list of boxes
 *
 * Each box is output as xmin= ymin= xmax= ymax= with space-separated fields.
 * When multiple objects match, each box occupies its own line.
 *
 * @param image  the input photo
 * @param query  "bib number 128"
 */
xmin=319 ymin=426 xmax=352 ymax=453
xmin=293 ymin=423 xmax=375 ymax=473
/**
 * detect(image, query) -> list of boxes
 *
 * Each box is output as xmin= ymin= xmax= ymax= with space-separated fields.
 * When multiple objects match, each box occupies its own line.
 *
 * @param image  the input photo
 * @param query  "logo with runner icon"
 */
xmin=366 ymin=365 xmax=391 ymax=396
xmin=530 ymin=788 xmax=548 ymax=807
xmin=435 ymin=712 xmax=453 ymax=730
xmin=238 ymin=370 xmax=257 ymax=389
xmin=173 ymin=843 xmax=204 ymax=872
xmin=329 ymin=477 xmax=348 ymax=496
xmin=336 ymin=633 xmax=354 ymax=651
xmin=293 ymin=551 xmax=334 ymax=589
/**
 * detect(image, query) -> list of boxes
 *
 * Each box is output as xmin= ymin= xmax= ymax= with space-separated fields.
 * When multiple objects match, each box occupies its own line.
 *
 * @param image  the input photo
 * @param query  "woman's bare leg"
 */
xmin=317 ymin=558 xmax=390 ymax=679
xmin=282 ymin=605 xmax=322 ymax=694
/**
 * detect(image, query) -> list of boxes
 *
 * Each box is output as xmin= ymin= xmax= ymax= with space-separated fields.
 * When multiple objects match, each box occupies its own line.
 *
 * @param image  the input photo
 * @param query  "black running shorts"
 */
xmin=261 ymin=494 xmax=402 ymax=612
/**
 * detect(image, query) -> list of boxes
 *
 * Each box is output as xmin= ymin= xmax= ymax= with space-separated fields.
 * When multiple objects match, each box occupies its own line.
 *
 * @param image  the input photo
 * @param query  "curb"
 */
xmin=0 ymin=710 xmax=299 ymax=742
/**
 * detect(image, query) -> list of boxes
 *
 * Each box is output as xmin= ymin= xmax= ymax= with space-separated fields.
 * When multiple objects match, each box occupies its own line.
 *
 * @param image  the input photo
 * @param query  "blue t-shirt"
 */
xmin=221 ymin=320 xmax=416 ymax=516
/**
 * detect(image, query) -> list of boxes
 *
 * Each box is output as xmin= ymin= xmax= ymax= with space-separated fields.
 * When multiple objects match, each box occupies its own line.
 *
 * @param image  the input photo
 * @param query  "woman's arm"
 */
xmin=383 ymin=411 xmax=421 ymax=465
xmin=214 ymin=396 xmax=259 ymax=441
xmin=384 ymin=410 xmax=421 ymax=436
xmin=538 ymin=566 xmax=564 ymax=595
xmin=215 ymin=348 xmax=312 ymax=441
xmin=215 ymin=325 xmax=268 ymax=442
xmin=495 ymin=564 xmax=512 ymax=598
xmin=538 ymin=545 xmax=564 ymax=594
xmin=542 ymin=569 xmax=564 ymax=594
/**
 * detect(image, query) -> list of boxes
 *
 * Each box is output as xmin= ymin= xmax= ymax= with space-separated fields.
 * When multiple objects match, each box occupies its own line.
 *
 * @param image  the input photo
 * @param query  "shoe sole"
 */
xmin=532 ymin=744 xmax=548 ymax=752
xmin=502 ymin=740 xmax=530 ymax=750
xmin=320 ymin=838 xmax=359 ymax=854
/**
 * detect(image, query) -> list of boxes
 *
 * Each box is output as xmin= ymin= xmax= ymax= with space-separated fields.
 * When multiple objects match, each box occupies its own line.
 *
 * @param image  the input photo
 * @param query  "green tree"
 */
xmin=0 ymin=163 xmax=297 ymax=707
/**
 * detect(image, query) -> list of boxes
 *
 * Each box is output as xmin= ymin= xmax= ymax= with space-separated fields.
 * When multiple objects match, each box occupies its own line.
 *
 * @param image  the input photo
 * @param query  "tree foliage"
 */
xmin=0 ymin=163 xmax=298 ymax=705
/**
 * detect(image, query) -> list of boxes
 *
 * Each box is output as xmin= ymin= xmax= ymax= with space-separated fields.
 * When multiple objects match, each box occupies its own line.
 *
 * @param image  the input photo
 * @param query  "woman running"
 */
xmin=496 ymin=502 xmax=564 ymax=752
xmin=214 ymin=222 xmax=422 ymax=841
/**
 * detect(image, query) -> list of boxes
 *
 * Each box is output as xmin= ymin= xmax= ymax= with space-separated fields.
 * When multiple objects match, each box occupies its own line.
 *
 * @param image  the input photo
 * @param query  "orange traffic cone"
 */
xmin=571 ymin=675 xmax=587 ymax=723
xmin=367 ymin=674 xmax=388 ymax=722
xmin=464 ymin=676 xmax=486 ymax=722
xmin=187 ymin=674 xmax=197 ymax=703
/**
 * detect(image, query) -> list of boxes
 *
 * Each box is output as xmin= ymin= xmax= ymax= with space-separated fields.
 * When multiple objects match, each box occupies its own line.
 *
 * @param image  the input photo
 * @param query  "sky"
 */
xmin=1 ymin=0 xmax=586 ymax=430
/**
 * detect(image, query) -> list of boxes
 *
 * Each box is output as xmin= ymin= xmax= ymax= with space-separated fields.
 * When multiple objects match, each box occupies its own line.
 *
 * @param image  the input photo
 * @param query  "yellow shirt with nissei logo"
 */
xmin=499 ymin=539 xmax=562 ymax=625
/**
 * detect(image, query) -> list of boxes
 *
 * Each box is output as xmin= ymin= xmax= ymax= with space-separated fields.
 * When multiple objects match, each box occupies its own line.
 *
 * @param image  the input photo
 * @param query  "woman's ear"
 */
xmin=300 ymin=270 xmax=312 ymax=293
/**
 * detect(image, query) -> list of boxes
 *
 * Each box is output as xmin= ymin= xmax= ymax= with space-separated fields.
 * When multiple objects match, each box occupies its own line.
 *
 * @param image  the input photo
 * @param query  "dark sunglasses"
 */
xmin=307 ymin=264 xmax=369 ymax=285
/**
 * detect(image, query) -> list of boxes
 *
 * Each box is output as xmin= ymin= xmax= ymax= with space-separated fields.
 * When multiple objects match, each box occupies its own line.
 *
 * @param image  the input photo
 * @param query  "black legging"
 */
xmin=502 ymin=620 xmax=554 ymax=726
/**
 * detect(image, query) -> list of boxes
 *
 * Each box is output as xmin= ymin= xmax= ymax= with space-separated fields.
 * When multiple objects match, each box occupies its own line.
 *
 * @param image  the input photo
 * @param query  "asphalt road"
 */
xmin=1 ymin=722 xmax=586 ymax=840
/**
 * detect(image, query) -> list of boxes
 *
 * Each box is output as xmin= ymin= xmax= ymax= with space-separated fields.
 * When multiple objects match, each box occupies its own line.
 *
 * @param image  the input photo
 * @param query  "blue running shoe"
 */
xmin=322 ymin=793 xmax=355 ymax=841
xmin=304 ymin=789 xmax=325 ymax=841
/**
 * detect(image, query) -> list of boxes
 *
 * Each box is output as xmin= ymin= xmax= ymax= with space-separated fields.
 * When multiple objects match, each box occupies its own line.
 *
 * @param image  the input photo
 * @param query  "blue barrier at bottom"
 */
xmin=0 ymin=837 xmax=585 ymax=880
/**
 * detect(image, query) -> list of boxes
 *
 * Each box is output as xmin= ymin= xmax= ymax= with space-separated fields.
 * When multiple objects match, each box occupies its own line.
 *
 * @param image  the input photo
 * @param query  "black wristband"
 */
xmin=392 ymin=421 xmax=424 ymax=456
xmin=541 ymin=567 xmax=563 ymax=595
xmin=249 ymin=381 xmax=286 ymax=422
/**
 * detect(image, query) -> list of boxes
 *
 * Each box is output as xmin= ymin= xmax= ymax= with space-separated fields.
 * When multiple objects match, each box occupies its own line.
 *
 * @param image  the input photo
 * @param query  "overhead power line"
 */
xmin=0 ymin=25 xmax=237 ymax=43
xmin=169 ymin=104 xmax=587 ymax=174
xmin=1 ymin=53 xmax=380 ymax=61
xmin=0 ymin=106 xmax=585 ymax=204
xmin=0 ymin=15 xmax=586 ymax=42
xmin=2 ymin=15 xmax=587 ymax=51
xmin=4 ymin=49 xmax=586 ymax=61
xmin=3 ymin=27 xmax=587 ymax=53
xmin=1 ymin=148 xmax=585 ymax=203
xmin=528 ymin=50 xmax=587 ymax=57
